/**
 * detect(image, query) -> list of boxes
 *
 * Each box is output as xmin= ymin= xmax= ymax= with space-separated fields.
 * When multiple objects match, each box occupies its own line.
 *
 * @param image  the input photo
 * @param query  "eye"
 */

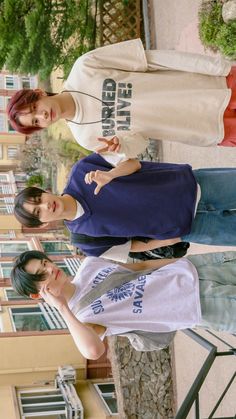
xmin=34 ymin=196 xmax=41 ymax=204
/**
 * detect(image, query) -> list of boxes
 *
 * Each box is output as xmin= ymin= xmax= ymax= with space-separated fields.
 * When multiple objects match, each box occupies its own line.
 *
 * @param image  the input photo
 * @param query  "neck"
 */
xmin=62 ymin=277 xmax=76 ymax=302
xmin=57 ymin=92 xmax=76 ymax=120
xmin=60 ymin=194 xmax=77 ymax=220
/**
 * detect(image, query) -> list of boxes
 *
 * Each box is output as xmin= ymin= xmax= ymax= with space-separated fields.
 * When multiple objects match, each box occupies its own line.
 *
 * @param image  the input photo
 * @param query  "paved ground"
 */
xmin=149 ymin=2 xmax=236 ymax=418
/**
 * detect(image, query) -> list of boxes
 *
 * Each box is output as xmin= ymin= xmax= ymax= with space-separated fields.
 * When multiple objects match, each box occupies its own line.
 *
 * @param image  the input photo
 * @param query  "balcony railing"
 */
xmin=175 ymin=329 xmax=236 ymax=419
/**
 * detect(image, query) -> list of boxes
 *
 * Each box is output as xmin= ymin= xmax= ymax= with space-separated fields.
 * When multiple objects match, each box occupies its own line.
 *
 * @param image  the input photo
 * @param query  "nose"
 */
xmin=35 ymin=110 xmax=49 ymax=121
xmin=39 ymin=201 xmax=51 ymax=211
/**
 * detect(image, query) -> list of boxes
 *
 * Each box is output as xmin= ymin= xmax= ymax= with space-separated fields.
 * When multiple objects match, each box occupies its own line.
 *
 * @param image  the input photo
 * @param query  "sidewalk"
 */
xmin=148 ymin=2 xmax=236 ymax=417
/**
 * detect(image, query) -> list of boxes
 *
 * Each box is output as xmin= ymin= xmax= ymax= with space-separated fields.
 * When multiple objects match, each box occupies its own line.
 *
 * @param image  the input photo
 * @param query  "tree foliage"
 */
xmin=27 ymin=173 xmax=45 ymax=188
xmin=0 ymin=0 xmax=97 ymax=80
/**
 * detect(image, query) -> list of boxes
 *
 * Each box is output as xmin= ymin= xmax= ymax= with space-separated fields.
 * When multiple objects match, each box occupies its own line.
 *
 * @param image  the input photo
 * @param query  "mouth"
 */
xmin=55 ymin=269 xmax=60 ymax=281
xmin=53 ymin=201 xmax=56 ymax=212
xmin=50 ymin=109 xmax=54 ymax=121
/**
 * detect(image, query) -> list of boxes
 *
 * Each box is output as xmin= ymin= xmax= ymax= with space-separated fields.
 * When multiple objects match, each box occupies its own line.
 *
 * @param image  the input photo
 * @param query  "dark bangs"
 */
xmin=10 ymin=250 xmax=51 ymax=297
xmin=14 ymin=187 xmax=45 ymax=227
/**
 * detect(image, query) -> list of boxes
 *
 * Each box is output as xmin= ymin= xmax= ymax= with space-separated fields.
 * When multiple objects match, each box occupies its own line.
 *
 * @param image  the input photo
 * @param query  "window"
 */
xmin=0 ymin=262 xmax=13 ymax=278
xmin=5 ymin=75 xmax=18 ymax=90
xmin=7 ymin=146 xmax=19 ymax=159
xmin=14 ymin=173 xmax=28 ymax=182
xmin=94 ymin=383 xmax=117 ymax=415
xmin=7 ymin=121 xmax=16 ymax=133
xmin=11 ymin=307 xmax=51 ymax=331
xmin=21 ymin=76 xmax=31 ymax=89
xmin=0 ymin=197 xmax=14 ymax=214
xmin=0 ymin=242 xmax=30 ymax=257
xmin=5 ymin=288 xmax=30 ymax=301
xmin=0 ymin=184 xmax=14 ymax=194
xmin=19 ymin=388 xmax=67 ymax=418
xmin=41 ymin=241 xmax=72 ymax=256
xmin=0 ymin=230 xmax=16 ymax=239
xmin=0 ymin=174 xmax=9 ymax=182
xmin=10 ymin=304 xmax=67 ymax=331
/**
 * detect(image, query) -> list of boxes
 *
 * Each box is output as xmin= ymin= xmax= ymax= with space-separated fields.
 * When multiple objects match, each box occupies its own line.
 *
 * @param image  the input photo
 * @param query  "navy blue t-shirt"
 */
xmin=64 ymin=154 xmax=197 ymax=256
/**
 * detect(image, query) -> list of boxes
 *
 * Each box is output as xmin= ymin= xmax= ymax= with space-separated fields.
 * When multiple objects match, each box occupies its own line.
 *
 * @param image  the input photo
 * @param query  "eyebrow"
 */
xmin=35 ymin=259 xmax=43 ymax=275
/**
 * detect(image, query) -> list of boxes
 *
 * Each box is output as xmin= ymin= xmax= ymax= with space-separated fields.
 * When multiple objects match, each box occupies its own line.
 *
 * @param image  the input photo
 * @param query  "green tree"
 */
xmin=27 ymin=173 xmax=45 ymax=188
xmin=0 ymin=0 xmax=97 ymax=80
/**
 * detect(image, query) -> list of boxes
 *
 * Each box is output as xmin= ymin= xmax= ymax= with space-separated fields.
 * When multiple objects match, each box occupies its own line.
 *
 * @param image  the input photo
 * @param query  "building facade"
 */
xmin=0 ymin=70 xmax=116 ymax=417
xmin=0 ymin=70 xmax=38 ymax=172
xmin=0 ymin=236 xmax=116 ymax=418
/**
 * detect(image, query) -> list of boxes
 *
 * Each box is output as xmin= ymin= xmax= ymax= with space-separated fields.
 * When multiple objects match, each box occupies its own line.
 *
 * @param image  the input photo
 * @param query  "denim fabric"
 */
xmin=182 ymin=168 xmax=236 ymax=245
xmin=187 ymin=252 xmax=236 ymax=332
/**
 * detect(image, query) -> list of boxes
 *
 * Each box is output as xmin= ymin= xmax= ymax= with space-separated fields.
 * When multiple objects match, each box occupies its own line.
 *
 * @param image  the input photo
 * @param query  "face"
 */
xmin=23 ymin=192 xmax=65 ymax=223
xmin=18 ymin=95 xmax=61 ymax=129
xmin=25 ymin=258 xmax=68 ymax=297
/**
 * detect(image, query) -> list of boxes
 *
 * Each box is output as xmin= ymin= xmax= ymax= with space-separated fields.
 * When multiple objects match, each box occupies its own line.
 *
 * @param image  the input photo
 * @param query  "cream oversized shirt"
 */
xmin=64 ymin=39 xmax=231 ymax=165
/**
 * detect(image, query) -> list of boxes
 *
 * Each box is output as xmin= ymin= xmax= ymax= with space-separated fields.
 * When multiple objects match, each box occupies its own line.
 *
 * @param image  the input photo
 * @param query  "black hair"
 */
xmin=11 ymin=250 xmax=51 ymax=297
xmin=14 ymin=187 xmax=46 ymax=228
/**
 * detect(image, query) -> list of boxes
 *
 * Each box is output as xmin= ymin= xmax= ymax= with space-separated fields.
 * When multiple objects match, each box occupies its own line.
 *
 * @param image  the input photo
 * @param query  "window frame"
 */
xmin=18 ymin=387 xmax=67 ymax=418
xmin=93 ymin=382 xmax=117 ymax=415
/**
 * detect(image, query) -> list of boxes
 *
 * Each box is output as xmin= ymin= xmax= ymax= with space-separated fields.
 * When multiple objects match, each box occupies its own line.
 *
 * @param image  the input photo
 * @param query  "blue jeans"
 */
xmin=182 ymin=168 xmax=236 ymax=245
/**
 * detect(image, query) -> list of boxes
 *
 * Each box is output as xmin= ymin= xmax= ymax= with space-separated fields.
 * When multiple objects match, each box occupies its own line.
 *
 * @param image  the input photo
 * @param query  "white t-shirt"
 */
xmin=68 ymin=257 xmax=202 ymax=337
xmin=64 ymin=39 xmax=231 ymax=165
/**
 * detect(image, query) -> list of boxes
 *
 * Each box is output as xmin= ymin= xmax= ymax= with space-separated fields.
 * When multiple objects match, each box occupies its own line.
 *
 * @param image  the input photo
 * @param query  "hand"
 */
xmin=40 ymin=284 xmax=68 ymax=312
xmin=84 ymin=169 xmax=113 ymax=195
xmin=95 ymin=136 xmax=121 ymax=153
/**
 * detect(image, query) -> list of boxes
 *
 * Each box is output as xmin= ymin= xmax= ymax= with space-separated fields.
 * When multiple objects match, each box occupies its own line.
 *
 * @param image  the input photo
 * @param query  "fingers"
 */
xmin=94 ymin=184 xmax=101 ymax=195
xmin=84 ymin=171 xmax=96 ymax=184
xmin=95 ymin=144 xmax=109 ymax=153
xmin=95 ymin=136 xmax=120 ymax=154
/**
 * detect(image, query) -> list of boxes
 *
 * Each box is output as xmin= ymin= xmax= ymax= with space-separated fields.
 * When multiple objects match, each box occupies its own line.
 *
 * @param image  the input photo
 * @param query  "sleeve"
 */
xmin=79 ymin=39 xmax=148 ymax=72
xmin=100 ymin=132 xmax=149 ymax=166
xmin=101 ymin=241 xmax=132 ymax=263
xmin=145 ymin=50 xmax=231 ymax=76
xmin=74 ymin=237 xmax=130 ymax=258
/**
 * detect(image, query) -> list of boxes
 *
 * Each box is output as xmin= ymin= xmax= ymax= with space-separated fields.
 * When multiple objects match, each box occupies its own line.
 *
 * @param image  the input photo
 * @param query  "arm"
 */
xmin=121 ymin=258 xmax=178 ymax=272
xmin=84 ymin=158 xmax=141 ymax=194
xmin=80 ymin=39 xmax=147 ymax=72
xmin=40 ymin=285 xmax=105 ymax=360
xmin=130 ymin=238 xmax=181 ymax=252
xmin=145 ymin=50 xmax=231 ymax=76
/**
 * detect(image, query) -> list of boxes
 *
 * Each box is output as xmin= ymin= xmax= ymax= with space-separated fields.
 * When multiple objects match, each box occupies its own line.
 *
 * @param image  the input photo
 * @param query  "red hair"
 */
xmin=7 ymin=89 xmax=43 ymax=135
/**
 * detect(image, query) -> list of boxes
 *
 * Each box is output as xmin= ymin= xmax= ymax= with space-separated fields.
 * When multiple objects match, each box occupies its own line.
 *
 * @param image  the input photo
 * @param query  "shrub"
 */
xmin=199 ymin=0 xmax=236 ymax=58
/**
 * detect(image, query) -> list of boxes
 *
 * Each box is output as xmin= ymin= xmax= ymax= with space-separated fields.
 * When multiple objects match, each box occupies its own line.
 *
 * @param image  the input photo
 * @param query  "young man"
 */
xmin=14 ymin=153 xmax=196 ymax=261
xmin=11 ymin=249 xmax=236 ymax=359
xmin=14 ymin=153 xmax=236 ymax=260
xmin=7 ymin=39 xmax=236 ymax=166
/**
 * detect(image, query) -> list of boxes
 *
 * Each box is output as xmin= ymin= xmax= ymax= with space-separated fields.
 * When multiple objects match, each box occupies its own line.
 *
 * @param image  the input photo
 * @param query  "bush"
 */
xmin=199 ymin=0 xmax=236 ymax=58
xmin=27 ymin=174 xmax=45 ymax=188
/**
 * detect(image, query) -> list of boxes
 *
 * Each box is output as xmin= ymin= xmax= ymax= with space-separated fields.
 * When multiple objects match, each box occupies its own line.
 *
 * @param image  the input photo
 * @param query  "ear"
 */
xmin=30 ymin=293 xmax=41 ymax=299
